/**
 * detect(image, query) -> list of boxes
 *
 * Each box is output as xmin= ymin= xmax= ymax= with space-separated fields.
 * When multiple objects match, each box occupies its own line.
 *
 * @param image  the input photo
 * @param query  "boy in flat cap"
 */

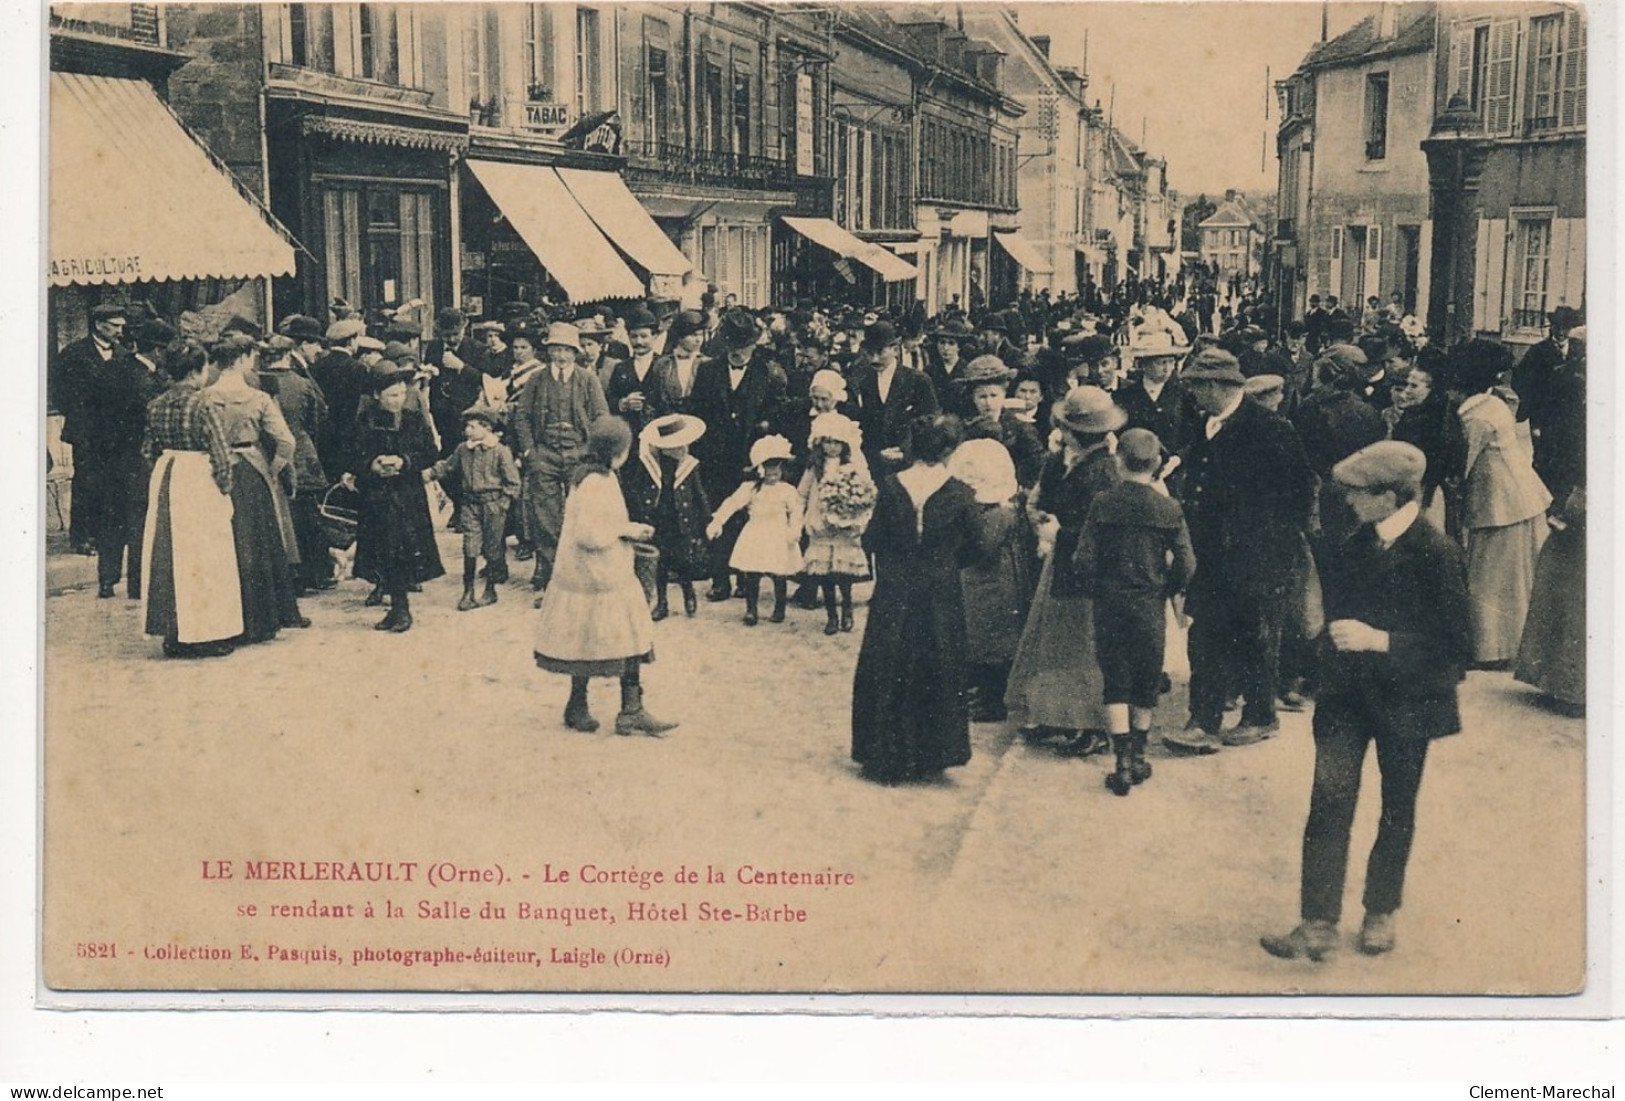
xmin=1261 ymin=440 xmax=1472 ymax=962
xmin=424 ymin=406 xmax=521 ymax=610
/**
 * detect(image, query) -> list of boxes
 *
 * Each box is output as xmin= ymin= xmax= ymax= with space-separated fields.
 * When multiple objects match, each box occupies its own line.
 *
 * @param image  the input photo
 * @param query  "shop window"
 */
xmin=323 ymin=185 xmax=438 ymax=325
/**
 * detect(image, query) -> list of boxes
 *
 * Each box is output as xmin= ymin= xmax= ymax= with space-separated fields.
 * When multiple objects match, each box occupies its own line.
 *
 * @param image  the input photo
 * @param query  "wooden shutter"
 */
xmin=1328 ymin=225 xmax=1343 ymax=301
xmin=1448 ymin=22 xmax=1473 ymax=103
xmin=1474 ymin=217 xmax=1508 ymax=333
xmin=1367 ymin=223 xmax=1383 ymax=299
xmin=1549 ymin=217 xmax=1585 ymax=310
xmin=1560 ymin=10 xmax=1586 ymax=130
xmin=1485 ymin=19 xmax=1518 ymax=136
xmin=1417 ymin=219 xmax=1433 ymax=320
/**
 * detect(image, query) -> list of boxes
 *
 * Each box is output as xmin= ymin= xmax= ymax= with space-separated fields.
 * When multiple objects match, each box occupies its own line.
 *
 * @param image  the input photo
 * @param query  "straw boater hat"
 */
xmin=808 ymin=368 xmax=849 ymax=405
xmin=948 ymin=438 xmax=1019 ymax=505
xmin=640 ymin=413 xmax=706 ymax=451
xmin=956 ymin=354 xmax=1015 ymax=386
xmin=1051 ymin=384 xmax=1127 ymax=434
xmin=748 ymin=434 xmax=794 ymax=470
xmin=543 ymin=321 xmax=582 ymax=352
xmin=808 ymin=412 xmax=863 ymax=453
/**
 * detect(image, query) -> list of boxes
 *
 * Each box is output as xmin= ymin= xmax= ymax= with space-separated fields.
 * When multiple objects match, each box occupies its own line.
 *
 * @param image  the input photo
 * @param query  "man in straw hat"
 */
xmin=509 ymin=321 xmax=610 ymax=590
xmin=1164 ymin=348 xmax=1314 ymax=755
xmin=1261 ymin=440 xmax=1471 ymax=962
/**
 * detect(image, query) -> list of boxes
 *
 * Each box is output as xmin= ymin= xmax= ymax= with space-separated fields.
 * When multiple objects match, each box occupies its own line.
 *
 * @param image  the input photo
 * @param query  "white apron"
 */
xmin=141 ymin=451 xmax=245 ymax=644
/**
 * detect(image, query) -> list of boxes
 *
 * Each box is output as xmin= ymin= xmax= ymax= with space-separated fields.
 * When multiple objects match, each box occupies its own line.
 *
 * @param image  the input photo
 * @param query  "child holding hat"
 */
xmin=1072 ymin=427 xmax=1197 ymax=795
xmin=624 ymin=412 xmax=712 ymax=620
xmin=423 ymin=405 xmax=521 ymax=610
xmin=706 ymin=435 xmax=803 ymax=626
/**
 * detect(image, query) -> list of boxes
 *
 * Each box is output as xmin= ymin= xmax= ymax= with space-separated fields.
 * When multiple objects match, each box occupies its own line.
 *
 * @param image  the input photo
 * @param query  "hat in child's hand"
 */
xmin=640 ymin=413 xmax=706 ymax=451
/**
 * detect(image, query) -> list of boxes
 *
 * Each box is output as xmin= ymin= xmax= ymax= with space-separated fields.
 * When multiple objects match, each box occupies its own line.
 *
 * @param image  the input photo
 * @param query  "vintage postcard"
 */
xmin=39 ymin=0 xmax=1594 ymax=1001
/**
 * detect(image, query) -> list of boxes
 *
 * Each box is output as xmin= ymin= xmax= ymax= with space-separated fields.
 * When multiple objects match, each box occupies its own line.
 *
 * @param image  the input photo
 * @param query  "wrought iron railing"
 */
xmin=623 ymin=139 xmax=798 ymax=190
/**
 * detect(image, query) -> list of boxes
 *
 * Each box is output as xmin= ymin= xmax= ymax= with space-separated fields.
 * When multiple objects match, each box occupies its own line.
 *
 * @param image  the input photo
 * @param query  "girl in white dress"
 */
xmin=707 ymin=435 xmax=803 ymax=626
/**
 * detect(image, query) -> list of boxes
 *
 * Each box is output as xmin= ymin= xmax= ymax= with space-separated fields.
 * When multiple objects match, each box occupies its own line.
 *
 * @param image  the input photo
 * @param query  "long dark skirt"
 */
xmin=1515 ymin=520 xmax=1585 ymax=708
xmin=229 ymin=457 xmax=300 ymax=643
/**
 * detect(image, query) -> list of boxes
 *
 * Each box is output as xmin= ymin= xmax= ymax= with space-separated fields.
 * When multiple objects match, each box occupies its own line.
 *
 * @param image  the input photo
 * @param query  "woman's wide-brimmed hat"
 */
xmin=639 ymin=412 xmax=706 ymax=451
xmin=748 ymin=434 xmax=795 ymax=470
xmin=808 ymin=412 xmax=863 ymax=453
xmin=368 ymin=359 xmax=416 ymax=391
xmin=718 ymin=307 xmax=760 ymax=351
xmin=1128 ymin=327 xmax=1188 ymax=362
xmin=1051 ymin=384 xmax=1127 ymax=434
xmin=955 ymin=354 xmax=1015 ymax=386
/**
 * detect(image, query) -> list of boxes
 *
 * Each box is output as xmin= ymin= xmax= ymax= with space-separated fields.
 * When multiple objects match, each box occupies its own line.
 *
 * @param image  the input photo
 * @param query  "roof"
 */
xmin=1297 ymin=6 xmax=1437 ymax=72
xmin=1199 ymin=200 xmax=1258 ymax=230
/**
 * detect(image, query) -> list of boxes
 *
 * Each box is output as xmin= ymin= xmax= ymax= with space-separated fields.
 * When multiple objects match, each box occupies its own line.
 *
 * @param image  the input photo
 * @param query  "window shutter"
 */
xmin=1328 ymin=225 xmax=1344 ymax=301
xmin=1485 ymin=19 xmax=1517 ymax=135
xmin=1560 ymin=10 xmax=1586 ymax=130
xmin=1476 ymin=217 xmax=1508 ymax=333
xmin=1550 ymin=217 xmax=1585 ymax=310
xmin=1417 ymin=219 xmax=1433 ymax=319
xmin=1448 ymin=23 xmax=1471 ymax=103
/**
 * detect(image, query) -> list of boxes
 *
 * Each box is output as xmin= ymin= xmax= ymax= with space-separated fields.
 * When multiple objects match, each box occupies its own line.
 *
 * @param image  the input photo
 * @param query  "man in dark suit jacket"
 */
xmin=690 ymin=309 xmax=789 ymax=599
xmin=853 ymin=320 xmax=940 ymax=477
xmin=1164 ymin=348 xmax=1315 ymax=753
xmin=1262 ymin=441 xmax=1472 ymax=962
xmin=1511 ymin=305 xmax=1584 ymax=497
xmin=50 ymin=303 xmax=131 ymax=555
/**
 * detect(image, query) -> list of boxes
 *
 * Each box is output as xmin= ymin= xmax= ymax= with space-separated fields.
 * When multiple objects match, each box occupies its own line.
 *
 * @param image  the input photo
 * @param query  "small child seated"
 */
xmin=1072 ymin=427 xmax=1197 ymax=796
xmin=423 ymin=406 xmax=521 ymax=610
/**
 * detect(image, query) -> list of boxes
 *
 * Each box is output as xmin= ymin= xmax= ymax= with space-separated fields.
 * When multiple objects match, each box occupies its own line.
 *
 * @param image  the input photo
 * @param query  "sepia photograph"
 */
xmin=37 ymin=0 xmax=1595 ymax=1001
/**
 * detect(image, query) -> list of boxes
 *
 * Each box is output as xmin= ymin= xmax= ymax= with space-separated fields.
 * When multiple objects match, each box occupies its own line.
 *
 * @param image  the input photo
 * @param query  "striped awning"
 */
xmin=49 ymin=72 xmax=297 ymax=287
xmin=780 ymin=217 xmax=919 ymax=282
xmin=466 ymin=159 xmax=645 ymax=303
xmin=555 ymin=167 xmax=691 ymax=278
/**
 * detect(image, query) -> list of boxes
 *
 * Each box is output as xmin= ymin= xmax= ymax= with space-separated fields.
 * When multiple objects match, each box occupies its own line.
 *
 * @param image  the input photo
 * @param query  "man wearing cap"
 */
xmin=689 ymin=308 xmax=789 ymax=599
xmin=51 ymin=303 xmax=131 ymax=555
xmin=1165 ymin=347 xmax=1314 ymax=753
xmin=278 ymin=315 xmax=326 ymax=382
xmin=853 ymin=320 xmax=941 ymax=476
xmin=1261 ymin=440 xmax=1471 ymax=962
xmin=311 ymin=318 xmax=368 ymax=479
xmin=510 ymin=322 xmax=610 ymax=589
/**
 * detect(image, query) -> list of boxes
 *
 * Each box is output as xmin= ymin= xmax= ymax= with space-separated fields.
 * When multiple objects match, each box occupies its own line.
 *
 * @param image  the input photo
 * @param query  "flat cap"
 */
xmin=1183 ymin=347 xmax=1246 ymax=384
xmin=326 ymin=318 xmax=367 ymax=342
xmin=1244 ymin=373 xmax=1285 ymax=397
xmin=1332 ymin=440 xmax=1427 ymax=490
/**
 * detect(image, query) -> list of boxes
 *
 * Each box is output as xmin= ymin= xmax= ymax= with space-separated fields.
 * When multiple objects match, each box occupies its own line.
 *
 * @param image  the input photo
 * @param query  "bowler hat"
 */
xmin=90 ymin=303 xmax=128 ymax=323
xmin=1332 ymin=440 xmax=1427 ymax=490
xmin=1548 ymin=306 xmax=1582 ymax=331
xmin=667 ymin=310 xmax=707 ymax=345
xmin=279 ymin=314 xmax=325 ymax=343
xmin=1183 ymin=348 xmax=1247 ymax=385
xmin=861 ymin=321 xmax=900 ymax=353
xmin=573 ymin=316 xmax=612 ymax=339
xmin=622 ymin=305 xmax=659 ymax=333
xmin=1070 ymin=334 xmax=1118 ymax=365
xmin=1051 ymin=385 xmax=1127 ymax=434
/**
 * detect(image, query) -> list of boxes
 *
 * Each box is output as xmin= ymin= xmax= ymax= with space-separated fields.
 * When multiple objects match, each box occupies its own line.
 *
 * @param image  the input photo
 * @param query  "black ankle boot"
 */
xmin=1129 ymin=731 xmax=1153 ymax=785
xmin=651 ymin=588 xmax=670 ymax=621
xmin=1105 ymin=735 xmax=1134 ymax=796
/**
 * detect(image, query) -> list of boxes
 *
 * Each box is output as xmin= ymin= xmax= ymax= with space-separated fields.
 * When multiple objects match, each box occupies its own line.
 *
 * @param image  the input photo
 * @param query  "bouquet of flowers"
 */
xmin=817 ymin=467 xmax=877 ymax=531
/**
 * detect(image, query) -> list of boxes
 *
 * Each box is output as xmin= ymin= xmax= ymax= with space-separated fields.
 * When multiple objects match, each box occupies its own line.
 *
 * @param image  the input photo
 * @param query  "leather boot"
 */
xmin=478 ymin=581 xmax=498 ymax=606
xmin=651 ymin=586 xmax=670 ymax=622
xmin=564 ymin=679 xmax=599 ymax=733
xmin=457 ymin=584 xmax=478 ymax=612
xmin=1129 ymin=731 xmax=1153 ymax=785
xmin=1104 ymin=735 xmax=1134 ymax=796
xmin=615 ymin=682 xmax=678 ymax=737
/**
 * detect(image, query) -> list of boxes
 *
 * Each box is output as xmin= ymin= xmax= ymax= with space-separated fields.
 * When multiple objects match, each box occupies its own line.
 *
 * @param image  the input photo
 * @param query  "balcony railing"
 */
xmin=624 ymin=139 xmax=797 ymax=191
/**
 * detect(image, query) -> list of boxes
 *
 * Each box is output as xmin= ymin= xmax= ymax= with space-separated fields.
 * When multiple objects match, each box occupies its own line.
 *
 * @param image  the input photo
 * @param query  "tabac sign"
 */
xmin=524 ymin=103 xmax=571 ymax=130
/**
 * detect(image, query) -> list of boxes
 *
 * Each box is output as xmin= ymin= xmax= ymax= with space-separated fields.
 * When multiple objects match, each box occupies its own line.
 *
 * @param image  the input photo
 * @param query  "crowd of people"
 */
xmin=49 ymin=270 xmax=1585 ymax=961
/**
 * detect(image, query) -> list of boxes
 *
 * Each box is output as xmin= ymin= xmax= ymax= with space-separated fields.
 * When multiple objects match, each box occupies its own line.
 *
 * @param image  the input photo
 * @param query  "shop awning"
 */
xmin=466 ymin=159 xmax=644 ymax=303
xmin=555 ymin=167 xmax=692 ymax=278
xmin=994 ymin=232 xmax=1052 ymax=274
xmin=49 ymin=73 xmax=297 ymax=287
xmin=781 ymin=217 xmax=918 ymax=282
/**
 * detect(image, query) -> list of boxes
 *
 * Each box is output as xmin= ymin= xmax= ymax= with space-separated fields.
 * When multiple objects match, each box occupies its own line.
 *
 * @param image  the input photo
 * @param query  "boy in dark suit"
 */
xmin=1261 ymin=440 xmax=1472 ymax=962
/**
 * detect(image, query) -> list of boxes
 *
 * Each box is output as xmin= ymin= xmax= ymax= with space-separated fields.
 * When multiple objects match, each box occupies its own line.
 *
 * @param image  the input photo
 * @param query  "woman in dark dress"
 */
xmin=352 ymin=362 xmax=446 ymax=632
xmin=851 ymin=415 xmax=994 ymax=785
xmin=203 ymin=334 xmax=308 ymax=645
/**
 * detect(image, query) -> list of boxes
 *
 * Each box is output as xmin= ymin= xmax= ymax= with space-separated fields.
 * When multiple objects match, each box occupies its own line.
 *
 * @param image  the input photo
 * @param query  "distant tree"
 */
xmin=1181 ymin=194 xmax=1217 ymax=253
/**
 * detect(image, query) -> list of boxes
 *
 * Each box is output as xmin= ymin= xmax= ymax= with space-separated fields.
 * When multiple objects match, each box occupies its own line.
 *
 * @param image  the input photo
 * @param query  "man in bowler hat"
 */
xmin=853 ymin=320 xmax=940 ymax=476
xmin=1261 ymin=441 xmax=1471 ymax=961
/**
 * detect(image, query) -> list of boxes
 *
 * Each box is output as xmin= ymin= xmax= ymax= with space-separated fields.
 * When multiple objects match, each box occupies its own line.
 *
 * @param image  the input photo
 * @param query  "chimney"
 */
xmin=1031 ymin=34 xmax=1050 ymax=59
xmin=1225 ymin=189 xmax=1238 ymax=202
xmin=1377 ymin=3 xmax=1399 ymax=39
